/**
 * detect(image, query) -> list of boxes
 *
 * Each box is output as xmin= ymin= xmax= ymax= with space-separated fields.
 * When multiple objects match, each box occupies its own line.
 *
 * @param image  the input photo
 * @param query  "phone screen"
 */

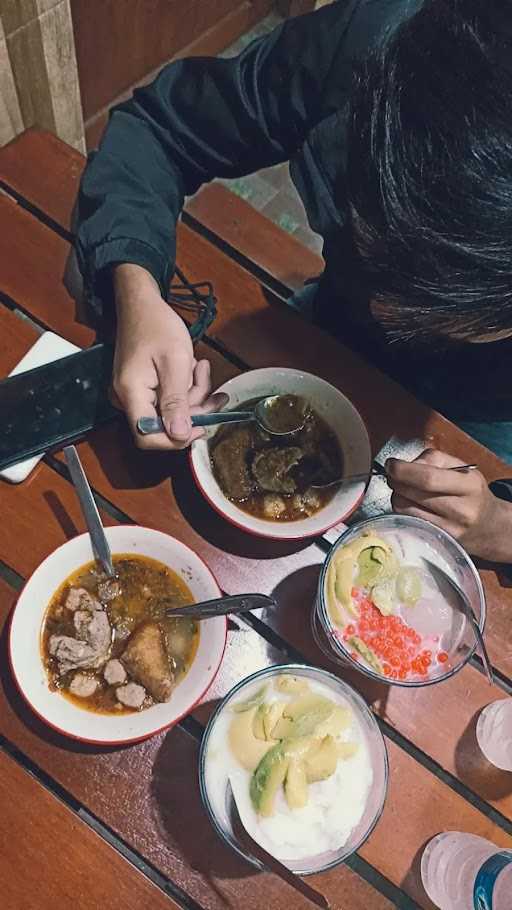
xmin=0 ymin=344 xmax=119 ymax=470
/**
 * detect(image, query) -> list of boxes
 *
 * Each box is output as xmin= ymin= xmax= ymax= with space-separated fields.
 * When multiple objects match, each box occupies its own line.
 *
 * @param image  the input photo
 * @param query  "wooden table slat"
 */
xmin=0 ymin=748 xmax=181 ymax=910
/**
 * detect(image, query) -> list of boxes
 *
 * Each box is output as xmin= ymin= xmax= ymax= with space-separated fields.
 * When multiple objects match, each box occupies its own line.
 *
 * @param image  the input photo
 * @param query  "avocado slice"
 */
xmin=282 ymin=734 xmax=317 ymax=761
xmin=228 ymin=706 xmax=274 ymax=771
xmin=284 ymin=758 xmax=308 ymax=809
xmin=348 ymin=636 xmax=383 ymax=673
xmin=371 ymin=580 xmax=395 ymax=616
xmin=357 ymin=546 xmax=388 ymax=587
xmin=304 ymin=735 xmax=338 ymax=783
xmin=231 ymin=685 xmax=267 ymax=714
xmin=275 ymin=675 xmax=310 ymax=695
xmin=252 ymin=701 xmax=285 ymax=741
xmin=250 ymin=742 xmax=289 ymax=817
xmin=315 ymin=705 xmax=352 ymax=738
xmin=272 ymin=694 xmax=335 ymax=740
xmin=328 ymin=532 xmax=393 ymax=617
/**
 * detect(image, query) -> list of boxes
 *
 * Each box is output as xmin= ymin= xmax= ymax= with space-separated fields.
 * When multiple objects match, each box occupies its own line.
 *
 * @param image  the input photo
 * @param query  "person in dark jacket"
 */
xmin=76 ymin=0 xmax=512 ymax=562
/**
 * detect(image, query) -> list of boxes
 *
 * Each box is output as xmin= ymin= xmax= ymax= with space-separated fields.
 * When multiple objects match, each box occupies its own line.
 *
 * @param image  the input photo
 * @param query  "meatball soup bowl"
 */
xmin=9 ymin=525 xmax=227 ymax=745
xmin=190 ymin=368 xmax=371 ymax=540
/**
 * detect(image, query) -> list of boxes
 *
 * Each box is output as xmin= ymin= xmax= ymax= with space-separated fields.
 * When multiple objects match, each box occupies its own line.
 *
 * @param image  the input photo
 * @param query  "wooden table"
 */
xmin=0 ymin=129 xmax=511 ymax=910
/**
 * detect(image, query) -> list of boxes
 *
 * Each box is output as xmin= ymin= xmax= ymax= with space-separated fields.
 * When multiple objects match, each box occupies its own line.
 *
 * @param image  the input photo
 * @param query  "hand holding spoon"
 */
xmin=299 ymin=459 xmax=478 ymax=491
xmin=137 ymin=394 xmax=309 ymax=438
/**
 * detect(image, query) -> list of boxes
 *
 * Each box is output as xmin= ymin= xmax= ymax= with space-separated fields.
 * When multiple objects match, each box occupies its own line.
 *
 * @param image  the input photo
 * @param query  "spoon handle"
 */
xmin=63 ymin=445 xmax=115 ymax=578
xmin=373 ymin=460 xmax=477 ymax=476
xmin=166 ymin=593 xmax=276 ymax=619
xmin=137 ymin=411 xmax=253 ymax=435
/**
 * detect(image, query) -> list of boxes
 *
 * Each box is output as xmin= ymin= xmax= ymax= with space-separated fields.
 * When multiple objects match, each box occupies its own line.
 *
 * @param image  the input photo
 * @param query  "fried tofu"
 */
xmin=121 ymin=622 xmax=174 ymax=702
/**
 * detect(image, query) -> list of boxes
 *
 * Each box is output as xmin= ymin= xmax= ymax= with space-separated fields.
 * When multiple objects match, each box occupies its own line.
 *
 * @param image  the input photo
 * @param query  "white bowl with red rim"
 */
xmin=190 ymin=367 xmax=371 ymax=540
xmin=9 ymin=525 xmax=227 ymax=745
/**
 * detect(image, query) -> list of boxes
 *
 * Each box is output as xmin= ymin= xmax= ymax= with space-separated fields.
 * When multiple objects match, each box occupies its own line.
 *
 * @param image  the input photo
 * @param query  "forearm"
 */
xmin=76 ymin=3 xmax=350 ymax=305
xmin=114 ymin=264 xmax=162 ymax=308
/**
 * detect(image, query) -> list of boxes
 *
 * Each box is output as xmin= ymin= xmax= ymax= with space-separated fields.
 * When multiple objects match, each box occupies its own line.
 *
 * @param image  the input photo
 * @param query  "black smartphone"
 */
xmin=0 ymin=343 xmax=119 ymax=471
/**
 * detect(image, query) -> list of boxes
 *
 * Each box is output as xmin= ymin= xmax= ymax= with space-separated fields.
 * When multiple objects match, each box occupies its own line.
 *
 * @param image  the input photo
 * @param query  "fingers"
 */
xmin=118 ymin=354 xmax=228 ymax=451
xmin=116 ymin=356 xmax=198 ymax=451
xmin=117 ymin=380 xmax=171 ymax=451
xmin=188 ymin=360 xmax=211 ymax=408
xmin=390 ymin=492 xmax=459 ymax=537
xmin=157 ymin=349 xmax=194 ymax=441
xmin=385 ymin=449 xmax=472 ymax=497
xmin=391 ymin=489 xmax=464 ymax=523
xmin=188 ymin=359 xmax=229 ymax=414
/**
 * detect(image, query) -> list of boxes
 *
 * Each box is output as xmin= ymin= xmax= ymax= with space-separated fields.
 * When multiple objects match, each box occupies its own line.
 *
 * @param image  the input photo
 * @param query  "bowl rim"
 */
xmin=198 ymin=662 xmax=389 ymax=876
xmin=189 ymin=366 xmax=372 ymax=541
xmin=189 ymin=451 xmax=368 ymax=542
xmin=317 ymin=514 xmax=487 ymax=688
xmin=8 ymin=524 xmax=228 ymax=746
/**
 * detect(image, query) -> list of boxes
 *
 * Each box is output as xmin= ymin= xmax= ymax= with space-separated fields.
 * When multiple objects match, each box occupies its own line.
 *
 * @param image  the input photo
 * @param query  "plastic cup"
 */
xmin=476 ymin=699 xmax=512 ymax=771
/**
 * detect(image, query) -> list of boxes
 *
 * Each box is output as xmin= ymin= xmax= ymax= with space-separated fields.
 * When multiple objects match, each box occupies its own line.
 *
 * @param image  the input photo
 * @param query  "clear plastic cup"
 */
xmin=476 ymin=699 xmax=512 ymax=771
xmin=199 ymin=663 xmax=389 ymax=875
xmin=314 ymin=514 xmax=486 ymax=688
xmin=421 ymin=831 xmax=512 ymax=909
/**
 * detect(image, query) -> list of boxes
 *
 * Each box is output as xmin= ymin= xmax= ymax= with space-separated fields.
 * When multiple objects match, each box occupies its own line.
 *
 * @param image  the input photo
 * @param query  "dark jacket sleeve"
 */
xmin=75 ymin=1 xmax=358 ymax=305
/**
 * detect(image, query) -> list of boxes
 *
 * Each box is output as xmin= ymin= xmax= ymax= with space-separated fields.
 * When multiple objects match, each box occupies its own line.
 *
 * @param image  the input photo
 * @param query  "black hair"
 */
xmin=346 ymin=0 xmax=512 ymax=347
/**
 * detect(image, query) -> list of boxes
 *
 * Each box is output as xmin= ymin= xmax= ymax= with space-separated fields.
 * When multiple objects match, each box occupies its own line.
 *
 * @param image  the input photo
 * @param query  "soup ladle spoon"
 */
xmin=137 ymin=394 xmax=309 ymax=438
xmin=63 ymin=444 xmax=116 ymax=579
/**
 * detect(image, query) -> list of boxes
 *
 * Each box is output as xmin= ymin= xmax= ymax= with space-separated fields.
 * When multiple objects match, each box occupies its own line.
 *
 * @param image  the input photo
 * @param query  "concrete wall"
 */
xmin=0 ymin=0 xmax=84 ymax=151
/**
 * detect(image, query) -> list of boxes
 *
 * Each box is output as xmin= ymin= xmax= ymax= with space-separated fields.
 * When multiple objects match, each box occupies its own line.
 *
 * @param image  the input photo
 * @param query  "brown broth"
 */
xmin=41 ymin=554 xmax=200 ymax=715
xmin=209 ymin=397 xmax=343 ymax=522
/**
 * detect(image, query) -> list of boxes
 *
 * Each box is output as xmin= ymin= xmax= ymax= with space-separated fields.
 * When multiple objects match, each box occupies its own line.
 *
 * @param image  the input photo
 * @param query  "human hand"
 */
xmin=113 ymin=264 xmax=227 ymax=449
xmin=386 ymin=448 xmax=512 ymax=561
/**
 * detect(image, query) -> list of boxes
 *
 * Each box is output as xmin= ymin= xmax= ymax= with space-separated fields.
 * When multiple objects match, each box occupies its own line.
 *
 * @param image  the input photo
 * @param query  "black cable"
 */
xmin=168 ymin=264 xmax=217 ymax=341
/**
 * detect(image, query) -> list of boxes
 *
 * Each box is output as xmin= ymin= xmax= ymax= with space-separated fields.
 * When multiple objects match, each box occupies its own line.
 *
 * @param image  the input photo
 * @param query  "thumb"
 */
xmin=157 ymin=350 xmax=193 ymax=441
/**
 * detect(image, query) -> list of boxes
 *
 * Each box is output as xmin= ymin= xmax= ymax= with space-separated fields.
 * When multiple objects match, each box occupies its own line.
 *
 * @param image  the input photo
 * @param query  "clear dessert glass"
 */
xmin=199 ymin=663 xmax=388 ymax=875
xmin=314 ymin=514 xmax=486 ymax=688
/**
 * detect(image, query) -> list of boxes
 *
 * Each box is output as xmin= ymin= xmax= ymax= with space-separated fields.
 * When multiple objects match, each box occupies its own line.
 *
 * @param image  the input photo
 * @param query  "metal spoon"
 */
xmin=226 ymin=780 xmax=330 ymax=909
xmin=164 ymin=593 xmax=276 ymax=619
xmin=137 ymin=394 xmax=308 ymax=438
xmin=422 ymin=558 xmax=493 ymax=685
xmin=63 ymin=445 xmax=115 ymax=579
xmin=303 ymin=460 xmax=478 ymax=491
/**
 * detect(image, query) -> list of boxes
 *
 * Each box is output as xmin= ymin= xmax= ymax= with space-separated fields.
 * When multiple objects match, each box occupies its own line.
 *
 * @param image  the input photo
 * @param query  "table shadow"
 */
xmin=270 ymin=565 xmax=391 ymax=712
xmin=400 ymin=838 xmax=433 ymax=908
xmin=86 ymin=420 xmax=182 ymax=492
xmin=151 ymin=727 xmax=261 ymax=897
xmin=43 ymin=489 xmax=81 ymax=539
xmin=454 ymin=708 xmax=512 ymax=802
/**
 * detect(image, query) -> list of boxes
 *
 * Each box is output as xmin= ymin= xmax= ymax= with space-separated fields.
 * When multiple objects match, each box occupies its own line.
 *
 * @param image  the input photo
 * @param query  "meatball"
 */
xmin=116 ymin=682 xmax=146 ymax=709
